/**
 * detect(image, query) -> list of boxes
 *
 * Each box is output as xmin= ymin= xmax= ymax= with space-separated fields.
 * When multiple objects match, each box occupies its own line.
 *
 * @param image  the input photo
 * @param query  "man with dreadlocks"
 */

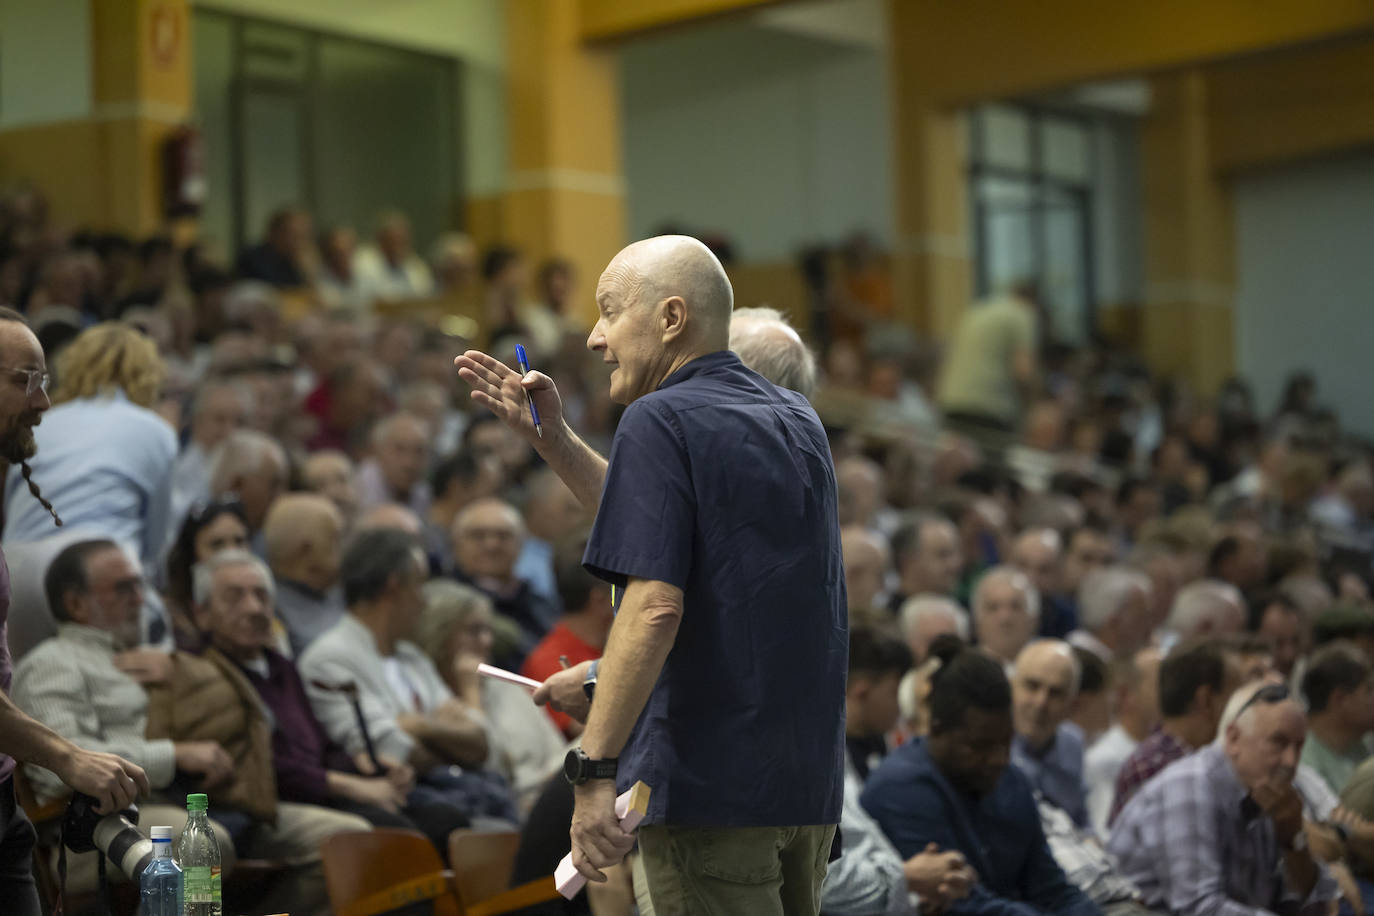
xmin=0 ymin=307 xmax=149 ymax=914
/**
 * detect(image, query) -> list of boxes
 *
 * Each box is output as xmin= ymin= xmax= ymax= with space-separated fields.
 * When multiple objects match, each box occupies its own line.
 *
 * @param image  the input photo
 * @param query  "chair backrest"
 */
xmin=320 ymin=828 xmax=460 ymax=916
xmin=447 ymin=829 xmax=519 ymax=904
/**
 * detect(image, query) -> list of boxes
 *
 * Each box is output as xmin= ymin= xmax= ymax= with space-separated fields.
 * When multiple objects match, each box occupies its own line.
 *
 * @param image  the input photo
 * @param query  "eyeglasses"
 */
xmin=1233 ymin=683 xmax=1290 ymax=721
xmin=0 ymin=366 xmax=49 ymax=397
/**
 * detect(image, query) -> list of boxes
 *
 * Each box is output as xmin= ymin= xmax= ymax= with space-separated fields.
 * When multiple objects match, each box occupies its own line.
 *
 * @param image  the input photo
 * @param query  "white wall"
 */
xmin=1235 ymin=152 xmax=1374 ymax=436
xmin=620 ymin=20 xmax=893 ymax=262
xmin=0 ymin=0 xmax=91 ymax=129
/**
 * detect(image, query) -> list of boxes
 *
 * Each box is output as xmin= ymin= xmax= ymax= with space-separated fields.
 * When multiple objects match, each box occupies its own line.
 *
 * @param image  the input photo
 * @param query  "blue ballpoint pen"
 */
xmin=514 ymin=344 xmax=543 ymax=438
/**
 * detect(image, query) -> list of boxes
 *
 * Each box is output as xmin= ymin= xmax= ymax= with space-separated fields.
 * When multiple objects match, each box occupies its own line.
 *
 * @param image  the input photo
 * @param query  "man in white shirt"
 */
xmin=1085 ymin=647 xmax=1162 ymax=836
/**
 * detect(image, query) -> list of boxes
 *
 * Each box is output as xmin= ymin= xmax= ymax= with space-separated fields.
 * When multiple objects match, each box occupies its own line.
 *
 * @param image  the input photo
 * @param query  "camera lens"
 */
xmin=93 ymin=814 xmax=155 ymax=879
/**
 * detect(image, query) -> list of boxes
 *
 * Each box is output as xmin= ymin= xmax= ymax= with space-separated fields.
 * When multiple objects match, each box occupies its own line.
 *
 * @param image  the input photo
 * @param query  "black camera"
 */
xmin=62 ymin=792 xmax=155 ymax=879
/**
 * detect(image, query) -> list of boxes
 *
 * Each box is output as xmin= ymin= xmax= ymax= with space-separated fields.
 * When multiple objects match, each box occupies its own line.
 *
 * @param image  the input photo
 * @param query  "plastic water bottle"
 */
xmin=176 ymin=794 xmax=222 ymax=916
xmin=140 ymin=826 xmax=183 ymax=916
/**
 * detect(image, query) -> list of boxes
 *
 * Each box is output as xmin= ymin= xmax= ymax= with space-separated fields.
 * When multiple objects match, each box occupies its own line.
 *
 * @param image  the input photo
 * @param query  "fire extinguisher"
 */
xmin=162 ymin=125 xmax=207 ymax=219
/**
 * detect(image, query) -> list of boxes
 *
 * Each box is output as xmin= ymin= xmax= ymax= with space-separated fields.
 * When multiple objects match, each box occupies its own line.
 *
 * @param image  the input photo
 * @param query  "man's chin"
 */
xmin=0 ymin=428 xmax=37 ymax=464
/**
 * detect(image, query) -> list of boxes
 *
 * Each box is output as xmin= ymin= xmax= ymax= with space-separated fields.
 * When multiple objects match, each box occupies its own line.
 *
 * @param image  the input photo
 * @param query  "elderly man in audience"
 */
xmin=1085 ymin=647 xmax=1162 ymax=836
xmin=1300 ymin=641 xmax=1374 ymax=796
xmin=301 ymin=528 xmax=516 ymax=824
xmin=972 ymin=565 xmax=1039 ymax=670
xmin=1256 ymin=591 xmax=1308 ymax=681
xmin=450 ymin=496 xmax=558 ymax=667
xmin=843 ymin=525 xmax=891 ymax=617
xmin=1069 ymin=565 xmax=1154 ymax=665
xmin=823 ymin=626 xmax=974 ymax=916
xmin=170 ymin=379 xmax=252 ymax=526
xmin=1109 ymin=638 xmax=1242 ymax=825
xmin=1164 ymin=578 xmax=1248 ymax=645
xmin=837 ymin=456 xmax=890 ymax=533
xmin=900 ymin=594 xmax=969 ymax=665
xmin=262 ymin=492 xmax=347 ymax=654
xmin=514 ymin=468 xmax=588 ymax=610
xmin=194 ymin=549 xmax=472 ymax=856
xmin=1011 ymin=527 xmax=1075 ymax=638
xmin=1010 ymin=639 xmax=1090 ymax=827
xmin=208 ymin=428 xmax=288 ymax=543
xmin=1108 ymin=681 xmax=1339 ymax=915
xmin=16 ymin=539 xmax=366 ymax=913
xmin=354 ymin=412 xmax=433 ymax=518
xmin=301 ymin=449 xmax=359 ymax=523
xmin=862 ymin=642 xmax=1099 ymax=914
xmin=728 ymin=305 xmax=818 ymax=398
xmin=888 ymin=512 xmax=963 ymax=612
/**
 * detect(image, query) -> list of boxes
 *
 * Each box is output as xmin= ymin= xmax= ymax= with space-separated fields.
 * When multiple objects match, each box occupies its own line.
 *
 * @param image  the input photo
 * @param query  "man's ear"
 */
xmin=190 ymin=600 xmax=211 ymax=633
xmin=62 ymin=590 xmax=88 ymax=625
xmin=660 ymin=296 xmax=687 ymax=343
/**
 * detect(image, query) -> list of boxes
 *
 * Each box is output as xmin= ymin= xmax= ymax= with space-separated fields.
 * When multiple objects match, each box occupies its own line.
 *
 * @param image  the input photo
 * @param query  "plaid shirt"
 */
xmin=1108 ymin=727 xmax=1190 ymax=826
xmin=1107 ymin=744 xmax=1338 ymax=915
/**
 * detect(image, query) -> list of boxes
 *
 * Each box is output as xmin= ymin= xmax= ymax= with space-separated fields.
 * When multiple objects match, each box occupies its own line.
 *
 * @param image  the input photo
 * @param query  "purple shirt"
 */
xmin=0 ymin=546 xmax=14 ymax=782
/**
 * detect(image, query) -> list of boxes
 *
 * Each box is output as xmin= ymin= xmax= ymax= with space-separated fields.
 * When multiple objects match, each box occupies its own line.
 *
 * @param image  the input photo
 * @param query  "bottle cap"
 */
xmin=150 ymin=826 xmax=174 ymax=841
xmin=186 ymin=793 xmax=209 ymax=811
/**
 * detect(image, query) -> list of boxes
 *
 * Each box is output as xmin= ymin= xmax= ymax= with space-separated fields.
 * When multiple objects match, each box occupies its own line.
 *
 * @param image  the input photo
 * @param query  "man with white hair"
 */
xmin=456 ymin=236 xmax=846 ymax=913
xmin=354 ymin=412 xmax=433 ymax=518
xmin=1010 ymin=640 xmax=1088 ymax=826
xmin=1109 ymin=681 xmax=1338 ymax=914
xmin=1165 ymin=579 xmax=1247 ymax=645
xmin=262 ymin=493 xmax=347 ymax=655
xmin=972 ymin=566 xmax=1039 ymax=668
xmin=899 ymin=594 xmax=968 ymax=665
xmin=209 ymin=429 xmax=288 ymax=536
xmin=1069 ymin=566 xmax=1154 ymax=664
xmin=728 ymin=306 xmax=817 ymax=397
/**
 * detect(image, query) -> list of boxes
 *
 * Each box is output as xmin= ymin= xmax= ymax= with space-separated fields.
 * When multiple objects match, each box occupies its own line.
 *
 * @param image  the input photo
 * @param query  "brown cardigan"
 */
xmin=144 ymin=648 xmax=278 ymax=824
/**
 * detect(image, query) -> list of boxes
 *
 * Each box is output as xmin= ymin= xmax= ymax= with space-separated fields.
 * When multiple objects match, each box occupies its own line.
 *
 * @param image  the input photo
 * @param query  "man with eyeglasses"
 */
xmin=0 ymin=309 xmax=149 ymax=914
xmin=1109 ymin=681 xmax=1339 ymax=915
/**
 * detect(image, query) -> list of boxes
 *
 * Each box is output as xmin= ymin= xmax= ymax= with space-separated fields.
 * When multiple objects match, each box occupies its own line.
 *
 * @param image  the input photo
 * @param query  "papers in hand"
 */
xmin=476 ymin=663 xmax=542 ymax=691
xmin=555 ymin=781 xmax=652 ymax=899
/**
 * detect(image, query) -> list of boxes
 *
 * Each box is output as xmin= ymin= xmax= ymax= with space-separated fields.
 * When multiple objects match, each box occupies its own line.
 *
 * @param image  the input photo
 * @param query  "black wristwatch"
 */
xmin=564 ymin=747 xmax=618 ymax=786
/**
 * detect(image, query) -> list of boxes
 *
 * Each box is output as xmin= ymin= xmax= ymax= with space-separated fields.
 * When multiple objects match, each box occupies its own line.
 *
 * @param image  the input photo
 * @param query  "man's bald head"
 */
xmin=262 ymin=493 xmax=345 ymax=590
xmin=590 ymin=237 xmax=734 ymax=406
xmin=602 ymin=235 xmax=733 ymax=330
xmin=452 ymin=497 xmax=524 ymax=583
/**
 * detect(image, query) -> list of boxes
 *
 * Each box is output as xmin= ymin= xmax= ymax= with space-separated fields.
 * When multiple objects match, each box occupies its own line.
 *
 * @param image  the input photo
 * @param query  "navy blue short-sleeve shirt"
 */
xmin=583 ymin=350 xmax=847 ymax=827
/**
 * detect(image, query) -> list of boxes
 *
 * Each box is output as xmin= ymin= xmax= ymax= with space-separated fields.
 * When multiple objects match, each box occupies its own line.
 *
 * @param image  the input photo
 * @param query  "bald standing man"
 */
xmin=263 ymin=493 xmax=347 ymax=654
xmin=456 ymin=236 xmax=846 ymax=915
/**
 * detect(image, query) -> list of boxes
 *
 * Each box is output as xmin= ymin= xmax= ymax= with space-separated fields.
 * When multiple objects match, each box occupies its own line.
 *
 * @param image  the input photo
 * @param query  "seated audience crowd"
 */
xmin=2 ymin=186 xmax=1374 ymax=915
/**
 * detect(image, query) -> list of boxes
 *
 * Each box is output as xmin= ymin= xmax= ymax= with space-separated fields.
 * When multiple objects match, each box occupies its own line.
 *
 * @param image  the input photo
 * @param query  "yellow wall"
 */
xmin=580 ymin=0 xmax=784 ymax=41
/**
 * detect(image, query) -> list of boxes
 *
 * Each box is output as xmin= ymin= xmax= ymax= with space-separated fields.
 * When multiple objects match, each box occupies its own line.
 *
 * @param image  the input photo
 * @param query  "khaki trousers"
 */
xmin=636 ymin=824 xmax=836 ymax=916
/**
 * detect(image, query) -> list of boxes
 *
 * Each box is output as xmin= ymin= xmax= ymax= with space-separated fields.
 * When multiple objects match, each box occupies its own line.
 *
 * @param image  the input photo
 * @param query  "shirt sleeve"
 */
xmin=138 ymin=414 xmax=179 ymax=569
xmin=822 ymin=774 xmax=914 ymax=916
xmin=582 ymin=400 xmax=695 ymax=590
xmin=860 ymin=776 xmax=1045 ymax=916
xmin=12 ymin=652 xmax=177 ymax=801
xmin=301 ymin=654 xmax=415 ymax=763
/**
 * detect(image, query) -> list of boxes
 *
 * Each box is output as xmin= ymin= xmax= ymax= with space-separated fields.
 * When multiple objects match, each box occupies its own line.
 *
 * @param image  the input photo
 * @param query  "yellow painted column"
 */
xmin=92 ymin=0 xmax=193 ymax=236
xmin=886 ymin=0 xmax=973 ymax=339
xmin=1140 ymin=69 xmax=1235 ymax=396
xmin=504 ymin=0 xmax=627 ymax=329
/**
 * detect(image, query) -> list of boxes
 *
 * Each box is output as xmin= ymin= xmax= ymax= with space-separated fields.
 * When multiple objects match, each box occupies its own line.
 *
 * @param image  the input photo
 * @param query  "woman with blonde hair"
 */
xmin=2 ymin=322 xmax=177 ymax=641
xmin=417 ymin=579 xmax=567 ymax=814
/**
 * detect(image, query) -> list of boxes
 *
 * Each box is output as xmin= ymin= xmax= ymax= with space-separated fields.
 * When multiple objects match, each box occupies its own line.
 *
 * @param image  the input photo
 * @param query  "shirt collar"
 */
xmin=56 ymin=622 xmax=117 ymax=652
xmin=656 ymin=350 xmax=741 ymax=391
xmin=1200 ymin=744 xmax=1251 ymax=817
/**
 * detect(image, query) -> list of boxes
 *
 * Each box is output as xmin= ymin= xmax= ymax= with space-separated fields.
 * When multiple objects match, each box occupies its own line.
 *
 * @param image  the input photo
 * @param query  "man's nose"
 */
xmin=587 ymin=324 xmax=605 ymax=351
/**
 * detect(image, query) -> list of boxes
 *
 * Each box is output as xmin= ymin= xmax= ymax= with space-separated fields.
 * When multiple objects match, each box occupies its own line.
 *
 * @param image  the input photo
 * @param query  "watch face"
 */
xmin=563 ymin=749 xmax=583 ymax=784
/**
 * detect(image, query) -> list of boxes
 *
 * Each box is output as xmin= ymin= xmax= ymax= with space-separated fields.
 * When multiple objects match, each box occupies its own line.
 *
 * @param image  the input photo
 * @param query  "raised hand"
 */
xmin=454 ymin=349 xmax=564 ymax=446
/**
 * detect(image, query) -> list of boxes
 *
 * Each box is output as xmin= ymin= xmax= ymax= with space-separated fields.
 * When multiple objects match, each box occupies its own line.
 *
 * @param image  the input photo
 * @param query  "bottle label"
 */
xmin=184 ymin=865 xmax=221 ymax=903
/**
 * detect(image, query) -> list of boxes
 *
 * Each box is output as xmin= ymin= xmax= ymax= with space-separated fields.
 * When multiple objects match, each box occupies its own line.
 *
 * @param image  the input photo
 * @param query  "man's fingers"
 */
xmin=571 ymin=846 xmax=607 ymax=883
xmin=125 ymin=763 xmax=151 ymax=796
xmin=457 ymin=351 xmax=516 ymax=383
xmin=531 ymin=683 xmax=552 ymax=706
